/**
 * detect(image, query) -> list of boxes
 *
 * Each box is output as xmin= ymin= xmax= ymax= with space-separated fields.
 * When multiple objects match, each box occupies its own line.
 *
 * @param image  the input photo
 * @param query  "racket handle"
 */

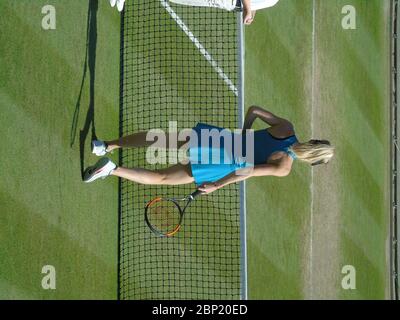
xmin=190 ymin=189 xmax=202 ymax=199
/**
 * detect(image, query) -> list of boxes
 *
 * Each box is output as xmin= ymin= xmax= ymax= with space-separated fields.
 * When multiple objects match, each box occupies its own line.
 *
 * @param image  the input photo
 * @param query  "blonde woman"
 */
xmin=168 ymin=0 xmax=280 ymax=25
xmin=83 ymin=106 xmax=334 ymax=194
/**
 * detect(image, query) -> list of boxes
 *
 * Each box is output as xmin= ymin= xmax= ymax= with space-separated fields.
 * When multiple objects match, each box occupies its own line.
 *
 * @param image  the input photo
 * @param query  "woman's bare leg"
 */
xmin=105 ymin=132 xmax=151 ymax=152
xmin=105 ymin=131 xmax=190 ymax=152
xmin=111 ymin=163 xmax=194 ymax=185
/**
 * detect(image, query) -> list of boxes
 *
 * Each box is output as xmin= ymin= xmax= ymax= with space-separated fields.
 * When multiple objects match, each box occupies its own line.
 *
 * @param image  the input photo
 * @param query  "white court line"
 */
xmin=309 ymin=0 xmax=316 ymax=300
xmin=160 ymin=0 xmax=238 ymax=96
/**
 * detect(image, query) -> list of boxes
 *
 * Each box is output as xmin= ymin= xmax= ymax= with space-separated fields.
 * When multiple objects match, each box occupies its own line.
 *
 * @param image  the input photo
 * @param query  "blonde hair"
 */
xmin=291 ymin=140 xmax=334 ymax=166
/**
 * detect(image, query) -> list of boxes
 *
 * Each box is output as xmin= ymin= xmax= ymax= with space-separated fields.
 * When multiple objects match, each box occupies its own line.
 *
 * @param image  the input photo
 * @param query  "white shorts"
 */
xmin=169 ymin=0 xmax=237 ymax=11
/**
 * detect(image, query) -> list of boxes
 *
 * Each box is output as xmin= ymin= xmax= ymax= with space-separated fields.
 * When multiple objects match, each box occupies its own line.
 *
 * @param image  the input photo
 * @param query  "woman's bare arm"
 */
xmin=242 ymin=0 xmax=255 ymax=25
xmin=242 ymin=106 xmax=258 ymax=130
xmin=243 ymin=106 xmax=291 ymax=130
xmin=198 ymin=163 xmax=290 ymax=194
xmin=242 ymin=0 xmax=252 ymax=11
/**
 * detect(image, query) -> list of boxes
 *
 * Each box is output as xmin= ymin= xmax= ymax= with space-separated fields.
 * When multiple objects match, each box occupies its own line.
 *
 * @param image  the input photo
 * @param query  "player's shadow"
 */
xmin=70 ymin=0 xmax=98 ymax=178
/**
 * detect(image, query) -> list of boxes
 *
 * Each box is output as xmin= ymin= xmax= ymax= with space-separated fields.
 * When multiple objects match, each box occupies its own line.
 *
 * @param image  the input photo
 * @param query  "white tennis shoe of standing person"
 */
xmin=110 ymin=0 xmax=126 ymax=12
xmin=168 ymin=0 xmax=280 ymax=25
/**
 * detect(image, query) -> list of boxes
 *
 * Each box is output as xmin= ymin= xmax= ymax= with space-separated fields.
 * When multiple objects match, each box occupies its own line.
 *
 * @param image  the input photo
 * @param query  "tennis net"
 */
xmin=118 ymin=0 xmax=245 ymax=299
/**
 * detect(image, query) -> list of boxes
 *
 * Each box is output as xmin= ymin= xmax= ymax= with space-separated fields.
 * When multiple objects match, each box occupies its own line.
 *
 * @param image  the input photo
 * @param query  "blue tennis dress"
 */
xmin=189 ymin=123 xmax=298 ymax=185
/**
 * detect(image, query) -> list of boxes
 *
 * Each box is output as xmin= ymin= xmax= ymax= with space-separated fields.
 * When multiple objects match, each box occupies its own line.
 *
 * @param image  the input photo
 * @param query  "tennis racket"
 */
xmin=144 ymin=189 xmax=202 ymax=237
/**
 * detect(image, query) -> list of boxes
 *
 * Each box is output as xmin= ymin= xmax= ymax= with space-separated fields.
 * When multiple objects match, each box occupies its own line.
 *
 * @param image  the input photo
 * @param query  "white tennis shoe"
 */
xmin=109 ymin=0 xmax=117 ymax=7
xmin=116 ymin=0 xmax=126 ymax=12
xmin=91 ymin=140 xmax=108 ymax=156
xmin=83 ymin=158 xmax=117 ymax=183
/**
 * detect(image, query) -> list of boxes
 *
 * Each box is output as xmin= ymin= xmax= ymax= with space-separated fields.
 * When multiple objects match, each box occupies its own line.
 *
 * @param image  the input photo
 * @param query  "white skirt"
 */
xmin=169 ymin=0 xmax=236 ymax=11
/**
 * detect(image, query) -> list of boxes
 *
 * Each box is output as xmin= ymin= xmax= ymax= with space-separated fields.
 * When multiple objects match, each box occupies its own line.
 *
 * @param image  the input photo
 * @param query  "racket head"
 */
xmin=144 ymin=197 xmax=183 ymax=237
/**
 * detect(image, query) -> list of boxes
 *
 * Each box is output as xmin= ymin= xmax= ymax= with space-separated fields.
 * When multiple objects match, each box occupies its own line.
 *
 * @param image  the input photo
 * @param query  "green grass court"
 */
xmin=0 ymin=0 xmax=391 ymax=299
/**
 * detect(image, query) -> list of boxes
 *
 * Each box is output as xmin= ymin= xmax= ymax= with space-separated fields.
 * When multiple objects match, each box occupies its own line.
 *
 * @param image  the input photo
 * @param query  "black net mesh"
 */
xmin=119 ymin=0 xmax=242 ymax=299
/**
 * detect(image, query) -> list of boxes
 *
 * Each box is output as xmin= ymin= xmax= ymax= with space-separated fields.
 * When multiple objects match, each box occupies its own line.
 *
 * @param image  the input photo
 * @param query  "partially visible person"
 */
xmin=168 ymin=0 xmax=280 ymax=25
xmin=110 ymin=0 xmax=126 ymax=12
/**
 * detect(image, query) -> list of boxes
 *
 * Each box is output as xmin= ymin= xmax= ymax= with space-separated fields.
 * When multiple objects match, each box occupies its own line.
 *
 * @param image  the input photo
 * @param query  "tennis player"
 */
xmin=109 ymin=0 xmax=126 ymax=12
xmin=83 ymin=106 xmax=334 ymax=194
xmin=168 ymin=0 xmax=280 ymax=25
